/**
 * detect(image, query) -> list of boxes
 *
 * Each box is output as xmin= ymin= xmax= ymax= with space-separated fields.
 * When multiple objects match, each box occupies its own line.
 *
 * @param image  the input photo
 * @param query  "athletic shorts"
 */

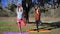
xmin=17 ymin=18 xmax=26 ymax=26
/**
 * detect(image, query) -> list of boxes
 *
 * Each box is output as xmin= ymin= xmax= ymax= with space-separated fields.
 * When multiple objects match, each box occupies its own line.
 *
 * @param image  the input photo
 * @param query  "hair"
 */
xmin=34 ymin=5 xmax=39 ymax=10
xmin=17 ymin=3 xmax=22 ymax=8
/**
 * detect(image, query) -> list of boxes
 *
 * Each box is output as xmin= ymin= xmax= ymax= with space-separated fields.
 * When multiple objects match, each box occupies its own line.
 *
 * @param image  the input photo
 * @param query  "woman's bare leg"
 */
xmin=20 ymin=24 xmax=22 ymax=34
xmin=18 ymin=23 xmax=22 ymax=34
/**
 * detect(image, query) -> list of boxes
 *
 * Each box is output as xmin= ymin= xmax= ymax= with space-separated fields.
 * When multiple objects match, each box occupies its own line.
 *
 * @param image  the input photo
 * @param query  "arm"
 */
xmin=16 ymin=8 xmax=18 ymax=14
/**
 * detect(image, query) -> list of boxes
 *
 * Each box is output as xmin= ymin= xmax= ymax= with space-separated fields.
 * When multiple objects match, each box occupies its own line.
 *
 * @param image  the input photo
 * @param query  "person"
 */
xmin=34 ymin=6 xmax=41 ymax=32
xmin=16 ymin=3 xmax=26 ymax=34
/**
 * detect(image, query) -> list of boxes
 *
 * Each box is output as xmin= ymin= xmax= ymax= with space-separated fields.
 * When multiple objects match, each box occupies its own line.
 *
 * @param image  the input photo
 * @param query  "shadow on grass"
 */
xmin=41 ymin=21 xmax=60 ymax=30
xmin=42 ymin=21 xmax=60 ymax=27
xmin=28 ymin=21 xmax=60 ymax=31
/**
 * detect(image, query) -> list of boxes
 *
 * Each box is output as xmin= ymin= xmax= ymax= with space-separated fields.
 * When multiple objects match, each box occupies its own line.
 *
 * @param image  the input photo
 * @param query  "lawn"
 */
xmin=0 ymin=17 xmax=60 ymax=34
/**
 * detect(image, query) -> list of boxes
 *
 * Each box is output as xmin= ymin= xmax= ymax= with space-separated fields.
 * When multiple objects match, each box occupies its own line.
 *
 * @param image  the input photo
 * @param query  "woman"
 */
xmin=34 ymin=6 xmax=41 ymax=32
xmin=16 ymin=3 xmax=26 ymax=34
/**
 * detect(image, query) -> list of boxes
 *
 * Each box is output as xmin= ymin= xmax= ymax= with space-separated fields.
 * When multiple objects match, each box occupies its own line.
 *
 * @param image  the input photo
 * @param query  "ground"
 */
xmin=0 ymin=17 xmax=60 ymax=34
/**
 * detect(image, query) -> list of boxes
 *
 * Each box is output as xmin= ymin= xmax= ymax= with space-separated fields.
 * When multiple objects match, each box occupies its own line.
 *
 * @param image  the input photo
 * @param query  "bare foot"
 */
xmin=20 ymin=33 xmax=22 ymax=34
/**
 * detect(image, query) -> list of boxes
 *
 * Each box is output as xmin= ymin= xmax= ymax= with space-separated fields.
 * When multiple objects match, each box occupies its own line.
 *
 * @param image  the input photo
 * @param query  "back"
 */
xmin=16 ymin=7 xmax=23 ymax=18
xmin=34 ymin=8 xmax=40 ymax=20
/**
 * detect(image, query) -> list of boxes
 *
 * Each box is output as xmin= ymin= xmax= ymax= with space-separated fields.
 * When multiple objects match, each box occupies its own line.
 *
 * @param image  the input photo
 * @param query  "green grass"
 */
xmin=0 ymin=20 xmax=60 ymax=34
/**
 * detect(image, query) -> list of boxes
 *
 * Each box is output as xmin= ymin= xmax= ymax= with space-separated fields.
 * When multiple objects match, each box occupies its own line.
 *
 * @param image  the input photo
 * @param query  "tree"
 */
xmin=0 ymin=0 xmax=2 ymax=10
xmin=22 ymin=0 xmax=33 ymax=23
xmin=7 ymin=0 xmax=17 ymax=12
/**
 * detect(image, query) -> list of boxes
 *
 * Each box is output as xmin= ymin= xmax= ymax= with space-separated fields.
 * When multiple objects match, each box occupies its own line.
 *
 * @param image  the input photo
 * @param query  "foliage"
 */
xmin=0 ymin=0 xmax=60 ymax=17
